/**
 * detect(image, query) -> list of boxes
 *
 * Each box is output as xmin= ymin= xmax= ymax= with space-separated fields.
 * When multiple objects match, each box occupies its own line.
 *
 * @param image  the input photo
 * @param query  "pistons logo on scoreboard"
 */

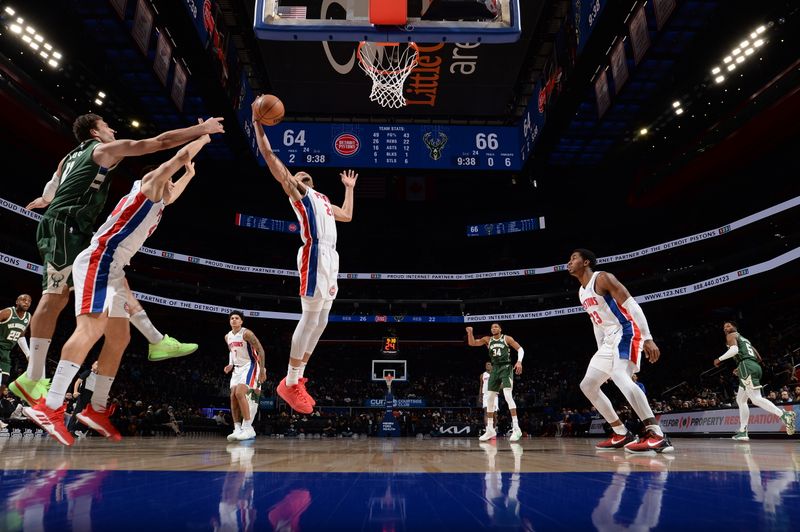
xmin=334 ymin=133 xmax=360 ymax=156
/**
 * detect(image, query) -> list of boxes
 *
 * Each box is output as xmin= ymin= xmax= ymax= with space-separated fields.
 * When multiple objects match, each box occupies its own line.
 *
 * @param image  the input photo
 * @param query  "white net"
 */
xmin=358 ymin=42 xmax=419 ymax=109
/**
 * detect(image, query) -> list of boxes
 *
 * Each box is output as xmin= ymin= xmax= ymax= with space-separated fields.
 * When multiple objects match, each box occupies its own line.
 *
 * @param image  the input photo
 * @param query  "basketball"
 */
xmin=253 ymin=94 xmax=285 ymax=126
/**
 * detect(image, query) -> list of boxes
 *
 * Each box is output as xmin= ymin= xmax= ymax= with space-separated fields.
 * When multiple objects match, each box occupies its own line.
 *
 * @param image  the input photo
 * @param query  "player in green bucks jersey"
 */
xmin=466 ymin=323 xmax=526 ymax=442
xmin=714 ymin=321 xmax=796 ymax=440
xmin=0 ymin=295 xmax=33 ymax=392
xmin=11 ymin=113 xmax=224 ymax=406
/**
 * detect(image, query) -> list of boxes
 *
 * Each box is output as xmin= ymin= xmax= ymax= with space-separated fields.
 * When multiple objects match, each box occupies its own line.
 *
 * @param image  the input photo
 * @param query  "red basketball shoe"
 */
xmin=76 ymin=404 xmax=122 ymax=441
xmin=23 ymin=401 xmax=73 ymax=446
xmin=298 ymin=378 xmax=316 ymax=407
xmin=624 ymin=431 xmax=674 ymax=454
xmin=595 ymin=431 xmax=635 ymax=450
xmin=268 ymin=489 xmax=312 ymax=531
xmin=277 ymin=378 xmax=313 ymax=414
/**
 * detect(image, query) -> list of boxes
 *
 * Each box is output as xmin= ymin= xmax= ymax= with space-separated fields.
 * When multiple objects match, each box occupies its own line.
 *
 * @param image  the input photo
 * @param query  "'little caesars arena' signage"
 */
xmin=590 ymin=406 xmax=798 ymax=434
xmin=365 ymin=399 xmax=426 ymax=408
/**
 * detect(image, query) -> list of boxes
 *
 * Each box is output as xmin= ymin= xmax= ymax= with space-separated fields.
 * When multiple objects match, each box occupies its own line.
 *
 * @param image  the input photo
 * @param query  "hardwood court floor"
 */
xmin=1 ymin=435 xmax=799 ymax=530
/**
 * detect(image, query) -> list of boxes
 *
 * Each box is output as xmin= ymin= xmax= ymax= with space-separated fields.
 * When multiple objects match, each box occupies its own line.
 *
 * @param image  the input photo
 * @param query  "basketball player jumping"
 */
xmin=12 ymin=114 xmax=224 ymax=406
xmin=252 ymin=101 xmax=357 ymax=414
xmin=567 ymin=249 xmax=673 ymax=454
xmin=223 ymin=311 xmax=266 ymax=441
xmin=466 ymin=324 xmax=525 ymax=442
xmin=714 ymin=321 xmax=796 ymax=440
xmin=24 ymin=134 xmax=213 ymax=446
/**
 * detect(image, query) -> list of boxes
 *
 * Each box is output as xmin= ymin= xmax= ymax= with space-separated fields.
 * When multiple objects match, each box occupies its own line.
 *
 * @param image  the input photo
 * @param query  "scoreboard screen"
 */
xmin=381 ymin=336 xmax=399 ymax=355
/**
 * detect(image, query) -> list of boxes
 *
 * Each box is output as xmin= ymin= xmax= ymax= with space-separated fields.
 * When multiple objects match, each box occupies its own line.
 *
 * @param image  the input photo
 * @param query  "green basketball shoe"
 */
xmin=731 ymin=430 xmax=749 ymax=441
xmin=148 ymin=335 xmax=199 ymax=362
xmin=9 ymin=374 xmax=50 ymax=405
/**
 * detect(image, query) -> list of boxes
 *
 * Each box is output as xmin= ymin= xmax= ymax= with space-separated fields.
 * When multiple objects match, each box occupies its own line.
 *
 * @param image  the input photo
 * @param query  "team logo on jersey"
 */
xmin=423 ymin=131 xmax=448 ymax=161
xmin=334 ymin=134 xmax=360 ymax=156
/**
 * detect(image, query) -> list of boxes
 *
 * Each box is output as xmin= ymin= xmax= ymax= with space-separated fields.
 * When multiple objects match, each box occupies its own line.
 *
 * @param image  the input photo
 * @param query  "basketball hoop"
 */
xmin=383 ymin=374 xmax=394 ymax=392
xmin=357 ymin=41 xmax=419 ymax=109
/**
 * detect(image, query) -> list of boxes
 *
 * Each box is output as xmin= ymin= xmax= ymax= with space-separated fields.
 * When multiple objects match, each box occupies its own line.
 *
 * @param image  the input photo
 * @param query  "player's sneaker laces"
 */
xmin=76 ymin=404 xmax=122 ymax=441
xmin=298 ymin=378 xmax=316 ymax=407
xmin=732 ymin=430 xmax=749 ymax=441
xmin=277 ymin=378 xmax=313 ymax=414
xmin=227 ymin=427 xmax=242 ymax=442
xmin=624 ymin=431 xmax=674 ymax=454
xmin=148 ymin=335 xmax=199 ymax=362
xmin=235 ymin=427 xmax=257 ymax=441
xmin=479 ymin=427 xmax=497 ymax=441
xmin=780 ymin=411 xmax=797 ymax=436
xmin=595 ymin=431 xmax=635 ymax=450
xmin=9 ymin=374 xmax=50 ymax=405
xmin=23 ymin=401 xmax=73 ymax=446
xmin=509 ymin=428 xmax=523 ymax=442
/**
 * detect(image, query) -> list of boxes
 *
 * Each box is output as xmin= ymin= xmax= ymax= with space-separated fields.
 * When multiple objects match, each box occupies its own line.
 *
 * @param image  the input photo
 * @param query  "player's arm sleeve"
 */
xmin=621 ymin=296 xmax=652 ymax=341
xmin=17 ymin=337 xmax=30 ymax=359
xmin=41 ymin=172 xmax=62 ymax=203
xmin=718 ymin=344 xmax=739 ymax=361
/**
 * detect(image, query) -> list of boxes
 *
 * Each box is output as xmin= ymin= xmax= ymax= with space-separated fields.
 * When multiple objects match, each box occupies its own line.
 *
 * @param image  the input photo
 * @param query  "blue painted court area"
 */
xmin=1 ymin=467 xmax=798 ymax=530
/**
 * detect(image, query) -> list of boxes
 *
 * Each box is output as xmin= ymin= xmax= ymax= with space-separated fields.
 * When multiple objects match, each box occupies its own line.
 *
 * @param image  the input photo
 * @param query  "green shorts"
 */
xmin=487 ymin=364 xmax=513 ymax=392
xmin=737 ymin=359 xmax=762 ymax=389
xmin=37 ymin=214 xmax=91 ymax=294
xmin=0 ymin=350 xmax=11 ymax=374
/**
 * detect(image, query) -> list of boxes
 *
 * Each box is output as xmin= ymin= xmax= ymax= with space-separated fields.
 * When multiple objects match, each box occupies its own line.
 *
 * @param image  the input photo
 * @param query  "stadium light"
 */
xmin=723 ymin=56 xmax=732 ymax=63
xmin=756 ymin=25 xmax=765 ymax=34
xmin=753 ymin=39 xmax=764 ymax=48
xmin=4 ymin=9 xmax=63 ymax=69
xmin=98 ymin=91 xmax=106 ymax=99
xmin=714 ymin=75 xmax=725 ymax=84
xmin=672 ymin=101 xmax=681 ymax=108
xmin=675 ymin=107 xmax=684 ymax=115
xmin=735 ymin=55 xmax=745 ymax=64
xmin=131 ymin=120 xmax=140 ymax=128
xmin=47 ymin=59 xmax=58 ymax=68
xmin=711 ymin=67 xmax=721 ymax=75
xmin=9 ymin=23 xmax=21 ymax=33
xmin=94 ymin=98 xmax=103 ymax=106
xmin=744 ymin=47 xmax=754 ymax=56
xmin=726 ymin=63 xmax=736 ymax=72
xmin=639 ymin=128 xmax=648 ymax=136
xmin=4 ymin=7 xmax=15 ymax=16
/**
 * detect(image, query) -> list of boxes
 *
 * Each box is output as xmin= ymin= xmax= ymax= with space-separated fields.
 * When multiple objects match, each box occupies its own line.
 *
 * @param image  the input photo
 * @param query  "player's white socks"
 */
xmin=45 ymin=360 xmax=80 ymax=410
xmin=298 ymin=362 xmax=307 ymax=379
xmin=130 ymin=310 xmax=164 ymax=345
xmin=487 ymin=418 xmax=494 ymax=430
xmin=91 ymin=375 xmax=114 ymax=412
xmin=26 ymin=338 xmax=51 ymax=381
xmin=612 ymin=424 xmax=628 ymax=436
xmin=234 ymin=422 xmax=242 ymax=433
xmin=286 ymin=365 xmax=302 ymax=386
xmin=512 ymin=416 xmax=520 ymax=430
xmin=645 ymin=424 xmax=664 ymax=437
xmin=242 ymin=418 xmax=252 ymax=430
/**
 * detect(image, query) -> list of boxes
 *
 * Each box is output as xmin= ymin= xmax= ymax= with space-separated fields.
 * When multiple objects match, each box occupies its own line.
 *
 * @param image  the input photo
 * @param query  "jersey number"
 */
xmin=492 ymin=347 xmax=502 ymax=357
xmin=590 ymin=311 xmax=603 ymax=325
xmin=6 ymin=330 xmax=22 ymax=342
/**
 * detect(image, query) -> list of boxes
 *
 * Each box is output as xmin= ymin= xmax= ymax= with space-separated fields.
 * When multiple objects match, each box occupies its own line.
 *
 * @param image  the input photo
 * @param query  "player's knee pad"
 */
xmin=502 ymin=387 xmax=517 ymax=410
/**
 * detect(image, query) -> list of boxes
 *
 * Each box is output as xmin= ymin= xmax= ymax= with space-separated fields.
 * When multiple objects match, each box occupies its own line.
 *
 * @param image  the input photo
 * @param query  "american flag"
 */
xmin=277 ymin=6 xmax=307 ymax=19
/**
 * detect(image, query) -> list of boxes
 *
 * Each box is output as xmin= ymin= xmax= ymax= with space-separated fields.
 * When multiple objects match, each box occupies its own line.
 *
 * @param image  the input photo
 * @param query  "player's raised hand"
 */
xmin=200 ymin=117 xmax=225 ymax=135
xmin=340 ymin=169 xmax=358 ymax=188
xmin=465 ymin=326 xmax=473 ymax=335
xmin=643 ymin=339 xmax=660 ymax=363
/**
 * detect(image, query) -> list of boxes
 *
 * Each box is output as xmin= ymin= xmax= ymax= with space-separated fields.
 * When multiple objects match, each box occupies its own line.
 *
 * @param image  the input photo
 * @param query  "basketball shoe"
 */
xmin=509 ymin=427 xmax=523 ymax=442
xmin=76 ymin=404 xmax=122 ymax=441
xmin=624 ymin=431 xmax=674 ymax=454
xmin=235 ymin=427 xmax=257 ymax=441
xmin=148 ymin=335 xmax=199 ymax=362
xmin=23 ymin=402 xmax=73 ymax=446
xmin=732 ymin=430 xmax=749 ymax=441
xmin=227 ymin=427 xmax=242 ymax=441
xmin=277 ymin=378 xmax=313 ymax=414
xmin=595 ymin=431 xmax=635 ymax=450
xmin=298 ymin=378 xmax=316 ymax=407
xmin=9 ymin=374 xmax=50 ymax=405
xmin=780 ymin=411 xmax=797 ymax=436
xmin=479 ymin=427 xmax=497 ymax=441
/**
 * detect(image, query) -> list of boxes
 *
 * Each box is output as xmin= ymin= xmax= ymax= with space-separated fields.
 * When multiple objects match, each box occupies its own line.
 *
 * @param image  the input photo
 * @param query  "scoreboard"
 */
xmin=258 ymin=122 xmax=523 ymax=171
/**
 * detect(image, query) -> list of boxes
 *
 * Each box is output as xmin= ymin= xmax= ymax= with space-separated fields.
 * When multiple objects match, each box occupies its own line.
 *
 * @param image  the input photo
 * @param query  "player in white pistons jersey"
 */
xmin=567 ymin=249 xmax=673 ymax=454
xmin=223 ymin=311 xmax=266 ymax=441
xmin=252 ymin=103 xmax=357 ymax=416
xmin=24 ymin=135 xmax=211 ymax=446
xmin=479 ymin=362 xmax=499 ymax=426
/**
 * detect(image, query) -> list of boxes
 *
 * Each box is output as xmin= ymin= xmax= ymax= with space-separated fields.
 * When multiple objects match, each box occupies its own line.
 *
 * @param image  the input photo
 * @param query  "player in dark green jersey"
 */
xmin=0 ymin=295 xmax=33 ymax=395
xmin=714 ymin=321 xmax=796 ymax=440
xmin=466 ymin=323 xmax=526 ymax=442
xmin=11 ymin=113 xmax=224 ymax=406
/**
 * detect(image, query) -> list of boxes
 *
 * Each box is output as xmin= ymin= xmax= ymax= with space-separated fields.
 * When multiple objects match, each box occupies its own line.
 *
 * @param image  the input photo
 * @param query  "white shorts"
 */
xmin=297 ymin=244 xmax=339 ymax=311
xmin=482 ymin=392 xmax=499 ymax=412
xmin=71 ymin=248 xmax=130 ymax=318
xmin=230 ymin=362 xmax=261 ymax=390
xmin=588 ymin=331 xmax=642 ymax=376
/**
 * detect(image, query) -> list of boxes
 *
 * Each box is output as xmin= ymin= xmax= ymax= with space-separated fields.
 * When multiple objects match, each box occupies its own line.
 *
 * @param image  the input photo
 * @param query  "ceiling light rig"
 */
xmin=1 ymin=5 xmax=63 ymax=68
xmin=709 ymin=23 xmax=770 ymax=85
